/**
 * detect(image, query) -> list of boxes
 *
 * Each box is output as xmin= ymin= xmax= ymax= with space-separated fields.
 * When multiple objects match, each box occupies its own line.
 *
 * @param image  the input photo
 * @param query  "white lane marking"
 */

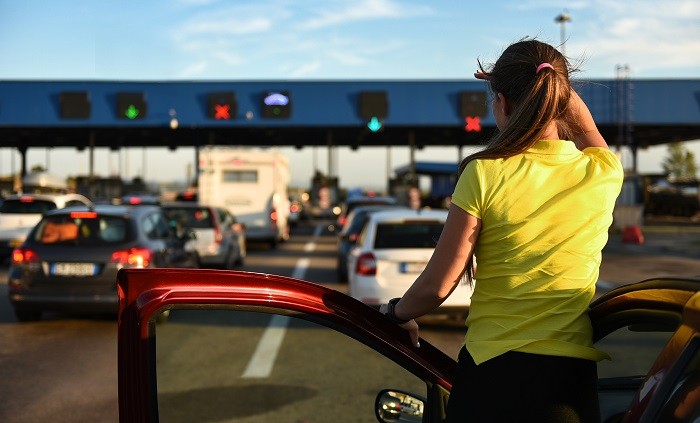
xmin=241 ymin=314 xmax=290 ymax=378
xmin=304 ymin=224 xmax=324 ymax=251
xmin=242 ymin=225 xmax=323 ymax=378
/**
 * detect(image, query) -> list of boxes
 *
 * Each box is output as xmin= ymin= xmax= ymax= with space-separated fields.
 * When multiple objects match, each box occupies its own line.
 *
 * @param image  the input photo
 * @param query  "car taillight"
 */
xmin=214 ymin=225 xmax=222 ymax=244
xmin=70 ymin=211 xmax=97 ymax=219
xmin=111 ymin=247 xmax=152 ymax=268
xmin=270 ymin=209 xmax=278 ymax=223
xmin=290 ymin=204 xmax=300 ymax=213
xmin=338 ymin=216 xmax=347 ymax=227
xmin=356 ymin=252 xmax=377 ymax=276
xmin=11 ymin=248 xmax=40 ymax=265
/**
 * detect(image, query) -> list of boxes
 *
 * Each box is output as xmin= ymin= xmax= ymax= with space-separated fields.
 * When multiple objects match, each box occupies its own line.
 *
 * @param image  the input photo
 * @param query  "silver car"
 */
xmin=162 ymin=203 xmax=246 ymax=269
xmin=0 ymin=192 xmax=93 ymax=258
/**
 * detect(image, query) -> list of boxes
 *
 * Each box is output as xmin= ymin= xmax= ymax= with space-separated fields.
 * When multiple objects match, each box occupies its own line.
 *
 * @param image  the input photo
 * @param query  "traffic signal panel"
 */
xmin=359 ymin=91 xmax=388 ymax=132
xmin=261 ymin=91 xmax=291 ymax=118
xmin=60 ymin=91 xmax=91 ymax=119
xmin=208 ymin=92 xmax=237 ymax=120
xmin=459 ymin=91 xmax=488 ymax=118
xmin=117 ymin=92 xmax=147 ymax=120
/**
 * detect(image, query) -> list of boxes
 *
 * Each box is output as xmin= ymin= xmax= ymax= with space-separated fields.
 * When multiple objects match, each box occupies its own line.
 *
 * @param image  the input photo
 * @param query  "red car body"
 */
xmin=117 ymin=269 xmax=699 ymax=422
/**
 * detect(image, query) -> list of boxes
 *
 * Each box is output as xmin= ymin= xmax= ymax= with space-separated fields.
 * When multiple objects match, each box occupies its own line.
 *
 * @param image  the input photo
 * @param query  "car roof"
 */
xmin=161 ymin=202 xmax=216 ymax=210
xmin=346 ymin=196 xmax=397 ymax=204
xmin=3 ymin=192 xmax=91 ymax=203
xmin=42 ymin=204 xmax=159 ymax=217
xmin=367 ymin=209 xmax=448 ymax=223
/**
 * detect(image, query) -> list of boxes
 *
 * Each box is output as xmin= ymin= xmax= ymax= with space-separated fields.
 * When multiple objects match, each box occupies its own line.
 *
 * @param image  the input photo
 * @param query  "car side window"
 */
xmin=217 ymin=209 xmax=229 ymax=227
xmin=66 ymin=200 xmax=88 ymax=207
xmin=142 ymin=214 xmax=157 ymax=239
xmin=154 ymin=213 xmax=174 ymax=239
xmin=143 ymin=213 xmax=170 ymax=240
xmin=155 ymin=309 xmax=426 ymax=422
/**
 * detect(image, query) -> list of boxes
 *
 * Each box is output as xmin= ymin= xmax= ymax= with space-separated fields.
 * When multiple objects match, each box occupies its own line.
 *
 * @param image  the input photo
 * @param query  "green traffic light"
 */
xmin=367 ymin=116 xmax=382 ymax=132
xmin=124 ymin=104 xmax=140 ymax=119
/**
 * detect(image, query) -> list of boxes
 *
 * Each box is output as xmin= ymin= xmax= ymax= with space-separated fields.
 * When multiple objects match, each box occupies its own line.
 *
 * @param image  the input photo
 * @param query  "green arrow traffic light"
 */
xmin=367 ymin=116 xmax=383 ymax=132
xmin=124 ymin=104 xmax=140 ymax=119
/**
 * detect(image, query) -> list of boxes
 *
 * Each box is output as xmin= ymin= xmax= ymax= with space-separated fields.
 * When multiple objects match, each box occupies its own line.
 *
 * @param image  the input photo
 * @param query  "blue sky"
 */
xmin=1 ymin=0 xmax=699 ymax=189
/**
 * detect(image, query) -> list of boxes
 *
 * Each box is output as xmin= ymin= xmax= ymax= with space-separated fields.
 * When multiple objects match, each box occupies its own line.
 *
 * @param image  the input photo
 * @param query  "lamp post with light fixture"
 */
xmin=555 ymin=10 xmax=571 ymax=56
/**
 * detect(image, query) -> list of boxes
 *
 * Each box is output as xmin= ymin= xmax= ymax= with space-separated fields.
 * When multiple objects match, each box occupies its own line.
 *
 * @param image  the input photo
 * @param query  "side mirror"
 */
xmin=374 ymin=389 xmax=425 ymax=423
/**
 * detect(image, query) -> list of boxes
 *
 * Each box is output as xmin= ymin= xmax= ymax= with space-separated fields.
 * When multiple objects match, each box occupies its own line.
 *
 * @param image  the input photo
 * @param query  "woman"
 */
xmin=380 ymin=39 xmax=624 ymax=422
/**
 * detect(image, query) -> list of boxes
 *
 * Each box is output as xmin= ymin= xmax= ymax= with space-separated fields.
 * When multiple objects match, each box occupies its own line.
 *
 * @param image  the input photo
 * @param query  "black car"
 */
xmin=7 ymin=204 xmax=199 ymax=322
xmin=335 ymin=196 xmax=398 ymax=232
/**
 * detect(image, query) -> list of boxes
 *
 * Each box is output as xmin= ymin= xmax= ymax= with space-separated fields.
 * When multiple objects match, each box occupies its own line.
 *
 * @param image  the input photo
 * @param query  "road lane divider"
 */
xmin=304 ymin=224 xmax=325 ymax=251
xmin=241 ymin=254 xmax=313 ymax=378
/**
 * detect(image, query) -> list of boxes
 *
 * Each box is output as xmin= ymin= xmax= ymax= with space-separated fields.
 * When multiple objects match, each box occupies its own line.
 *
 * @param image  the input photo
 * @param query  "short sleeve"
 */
xmin=451 ymin=160 xmax=483 ymax=219
xmin=583 ymin=147 xmax=624 ymax=174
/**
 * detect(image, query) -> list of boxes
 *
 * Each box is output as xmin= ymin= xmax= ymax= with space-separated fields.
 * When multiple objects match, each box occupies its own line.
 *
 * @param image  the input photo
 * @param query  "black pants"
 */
xmin=446 ymin=347 xmax=601 ymax=423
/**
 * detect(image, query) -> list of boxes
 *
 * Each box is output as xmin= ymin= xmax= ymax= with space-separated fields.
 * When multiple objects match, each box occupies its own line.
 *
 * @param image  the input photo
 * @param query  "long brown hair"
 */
xmin=458 ymin=38 xmax=576 ymax=176
xmin=459 ymin=38 xmax=577 ymax=282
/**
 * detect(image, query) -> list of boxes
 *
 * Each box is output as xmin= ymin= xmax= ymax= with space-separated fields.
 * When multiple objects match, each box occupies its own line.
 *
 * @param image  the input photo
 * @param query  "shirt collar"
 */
xmin=526 ymin=140 xmax=578 ymax=155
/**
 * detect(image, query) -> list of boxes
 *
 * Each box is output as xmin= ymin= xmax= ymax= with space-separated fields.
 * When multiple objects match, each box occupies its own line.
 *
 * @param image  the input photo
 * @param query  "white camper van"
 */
xmin=198 ymin=147 xmax=290 ymax=248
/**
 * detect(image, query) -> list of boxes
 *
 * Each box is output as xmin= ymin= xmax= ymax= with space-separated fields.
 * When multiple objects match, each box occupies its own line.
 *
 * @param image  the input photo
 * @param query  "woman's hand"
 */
xmin=474 ymin=70 xmax=491 ymax=81
xmin=379 ymin=303 xmax=421 ymax=348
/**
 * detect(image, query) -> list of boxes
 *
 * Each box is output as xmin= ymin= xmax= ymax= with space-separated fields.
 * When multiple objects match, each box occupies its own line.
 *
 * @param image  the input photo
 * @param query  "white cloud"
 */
xmin=177 ymin=61 xmax=208 ymax=78
xmin=297 ymin=0 xmax=432 ymax=30
xmin=562 ymin=1 xmax=700 ymax=77
xmin=288 ymin=61 xmax=322 ymax=78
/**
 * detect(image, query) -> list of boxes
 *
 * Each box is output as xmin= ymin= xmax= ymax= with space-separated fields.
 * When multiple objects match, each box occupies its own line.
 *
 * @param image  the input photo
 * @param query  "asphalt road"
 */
xmin=0 ymin=220 xmax=696 ymax=422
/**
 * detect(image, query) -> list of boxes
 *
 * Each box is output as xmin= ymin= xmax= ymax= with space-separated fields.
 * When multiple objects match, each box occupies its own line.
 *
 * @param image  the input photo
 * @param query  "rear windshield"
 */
xmin=33 ymin=215 xmax=134 ymax=245
xmin=374 ymin=222 xmax=444 ymax=249
xmin=163 ymin=207 xmax=214 ymax=229
xmin=0 ymin=199 xmax=57 ymax=214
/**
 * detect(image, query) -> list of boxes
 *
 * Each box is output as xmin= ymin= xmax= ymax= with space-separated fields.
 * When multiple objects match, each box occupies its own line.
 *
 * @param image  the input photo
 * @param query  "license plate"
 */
xmin=399 ymin=262 xmax=427 ymax=273
xmin=51 ymin=263 xmax=97 ymax=276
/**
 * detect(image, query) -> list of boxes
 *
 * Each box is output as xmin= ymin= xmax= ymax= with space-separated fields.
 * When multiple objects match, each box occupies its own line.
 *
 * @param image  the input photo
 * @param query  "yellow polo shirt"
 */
xmin=451 ymin=140 xmax=624 ymax=365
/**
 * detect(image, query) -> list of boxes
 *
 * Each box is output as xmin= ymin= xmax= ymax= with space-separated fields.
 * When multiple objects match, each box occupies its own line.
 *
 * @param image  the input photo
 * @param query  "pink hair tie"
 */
xmin=536 ymin=63 xmax=554 ymax=74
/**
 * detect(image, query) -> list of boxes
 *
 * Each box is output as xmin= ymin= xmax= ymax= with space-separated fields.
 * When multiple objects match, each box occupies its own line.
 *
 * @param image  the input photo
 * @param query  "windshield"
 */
xmin=163 ymin=207 xmax=214 ymax=229
xmin=374 ymin=222 xmax=444 ymax=249
xmin=33 ymin=215 xmax=134 ymax=245
xmin=0 ymin=199 xmax=57 ymax=214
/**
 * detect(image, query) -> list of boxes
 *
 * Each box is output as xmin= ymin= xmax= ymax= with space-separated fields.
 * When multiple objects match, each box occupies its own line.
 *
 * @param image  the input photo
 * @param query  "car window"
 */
xmin=65 ymin=199 xmax=89 ymax=207
xmin=216 ymin=208 xmax=229 ymax=226
xmin=34 ymin=215 xmax=132 ymax=244
xmin=155 ymin=309 xmax=426 ymax=422
xmin=0 ymin=199 xmax=57 ymax=213
xmin=373 ymin=222 xmax=443 ymax=249
xmin=143 ymin=213 xmax=171 ymax=239
xmin=154 ymin=213 xmax=174 ymax=238
xmin=164 ymin=207 xmax=214 ymax=229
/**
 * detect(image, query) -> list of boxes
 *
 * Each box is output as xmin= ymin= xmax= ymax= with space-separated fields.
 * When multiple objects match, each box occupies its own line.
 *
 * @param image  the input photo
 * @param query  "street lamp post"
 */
xmin=555 ymin=10 xmax=572 ymax=56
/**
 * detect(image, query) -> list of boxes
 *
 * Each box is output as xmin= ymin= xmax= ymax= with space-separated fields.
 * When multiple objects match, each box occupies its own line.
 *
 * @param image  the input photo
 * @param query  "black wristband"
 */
xmin=385 ymin=297 xmax=410 ymax=324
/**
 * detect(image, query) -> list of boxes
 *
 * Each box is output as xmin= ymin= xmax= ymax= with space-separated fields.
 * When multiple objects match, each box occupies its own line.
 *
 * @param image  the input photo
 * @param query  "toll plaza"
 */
xmin=1 ymin=78 xmax=699 ymax=178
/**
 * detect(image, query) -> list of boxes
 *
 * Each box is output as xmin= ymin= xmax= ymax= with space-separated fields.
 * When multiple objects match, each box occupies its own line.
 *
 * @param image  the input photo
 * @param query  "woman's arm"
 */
xmin=567 ymin=89 xmax=609 ymax=150
xmin=387 ymin=205 xmax=481 ymax=346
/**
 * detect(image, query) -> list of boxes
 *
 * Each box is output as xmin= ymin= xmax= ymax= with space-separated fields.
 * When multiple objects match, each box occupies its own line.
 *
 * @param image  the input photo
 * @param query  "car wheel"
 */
xmin=14 ymin=309 xmax=42 ymax=322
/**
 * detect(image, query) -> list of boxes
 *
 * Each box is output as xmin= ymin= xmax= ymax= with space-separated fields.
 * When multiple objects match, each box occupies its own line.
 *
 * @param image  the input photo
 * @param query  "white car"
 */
xmin=0 ymin=193 xmax=93 ymax=259
xmin=347 ymin=209 xmax=473 ymax=316
xmin=162 ymin=203 xmax=246 ymax=269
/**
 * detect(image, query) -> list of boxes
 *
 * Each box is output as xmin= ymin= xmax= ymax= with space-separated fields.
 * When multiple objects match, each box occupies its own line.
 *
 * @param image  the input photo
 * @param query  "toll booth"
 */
xmin=309 ymin=173 xmax=339 ymax=218
xmin=392 ymin=161 xmax=458 ymax=209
